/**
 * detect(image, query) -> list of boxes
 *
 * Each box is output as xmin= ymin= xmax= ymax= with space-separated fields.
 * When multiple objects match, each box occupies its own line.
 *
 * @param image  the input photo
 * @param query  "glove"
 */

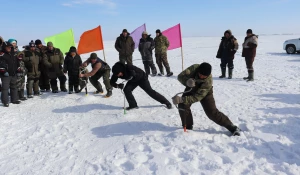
xmin=172 ymin=95 xmax=183 ymax=105
xmin=186 ymin=78 xmax=196 ymax=88
xmin=130 ymin=70 xmax=136 ymax=77
xmin=118 ymin=83 xmax=124 ymax=90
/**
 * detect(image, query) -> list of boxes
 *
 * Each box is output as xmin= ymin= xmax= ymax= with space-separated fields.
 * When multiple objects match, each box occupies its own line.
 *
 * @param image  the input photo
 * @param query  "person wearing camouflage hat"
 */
xmin=80 ymin=53 xmax=112 ymax=97
xmin=172 ymin=62 xmax=241 ymax=136
xmin=154 ymin=29 xmax=173 ymax=77
xmin=43 ymin=42 xmax=67 ymax=93
xmin=115 ymin=29 xmax=135 ymax=65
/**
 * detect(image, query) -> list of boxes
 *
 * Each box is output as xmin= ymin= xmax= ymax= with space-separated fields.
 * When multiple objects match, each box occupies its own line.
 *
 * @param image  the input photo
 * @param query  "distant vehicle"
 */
xmin=283 ymin=38 xmax=300 ymax=54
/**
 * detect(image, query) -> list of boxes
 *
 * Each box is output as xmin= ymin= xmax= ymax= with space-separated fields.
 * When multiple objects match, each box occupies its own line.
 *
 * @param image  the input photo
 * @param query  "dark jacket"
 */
xmin=44 ymin=48 xmax=64 ymax=79
xmin=36 ymin=45 xmax=47 ymax=70
xmin=115 ymin=34 xmax=135 ymax=56
xmin=23 ymin=50 xmax=42 ymax=79
xmin=139 ymin=35 xmax=155 ymax=61
xmin=242 ymin=34 xmax=258 ymax=58
xmin=0 ymin=49 xmax=19 ymax=77
xmin=216 ymin=31 xmax=239 ymax=59
xmin=110 ymin=62 xmax=147 ymax=88
xmin=63 ymin=53 xmax=82 ymax=76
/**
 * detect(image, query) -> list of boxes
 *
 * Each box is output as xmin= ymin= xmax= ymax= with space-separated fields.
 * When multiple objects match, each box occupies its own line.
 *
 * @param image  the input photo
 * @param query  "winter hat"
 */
xmin=35 ymin=39 xmax=42 ymax=45
xmin=198 ymin=62 xmax=212 ymax=76
xmin=246 ymin=29 xmax=253 ymax=34
xmin=156 ymin=29 xmax=161 ymax=34
xmin=2 ymin=41 xmax=12 ymax=48
xmin=142 ymin=31 xmax=148 ymax=35
xmin=90 ymin=53 xmax=98 ymax=59
xmin=69 ymin=46 xmax=77 ymax=53
xmin=122 ymin=29 xmax=128 ymax=33
xmin=29 ymin=40 xmax=35 ymax=47
xmin=8 ymin=39 xmax=17 ymax=44
xmin=112 ymin=62 xmax=126 ymax=75
xmin=47 ymin=42 xmax=53 ymax=47
xmin=224 ymin=30 xmax=232 ymax=36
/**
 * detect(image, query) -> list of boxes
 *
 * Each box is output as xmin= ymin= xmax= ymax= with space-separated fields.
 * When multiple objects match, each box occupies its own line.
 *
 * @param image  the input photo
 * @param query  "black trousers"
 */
xmin=178 ymin=88 xmax=233 ymax=128
xmin=1 ymin=76 xmax=18 ymax=104
xmin=221 ymin=57 xmax=234 ymax=69
xmin=50 ymin=75 xmax=67 ymax=91
xmin=68 ymin=74 xmax=79 ymax=91
xmin=143 ymin=60 xmax=157 ymax=75
xmin=124 ymin=78 xmax=170 ymax=107
xmin=39 ymin=70 xmax=50 ymax=90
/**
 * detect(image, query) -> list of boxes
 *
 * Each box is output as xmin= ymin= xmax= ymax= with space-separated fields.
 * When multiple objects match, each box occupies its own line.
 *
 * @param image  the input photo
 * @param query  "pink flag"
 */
xmin=162 ymin=23 xmax=182 ymax=50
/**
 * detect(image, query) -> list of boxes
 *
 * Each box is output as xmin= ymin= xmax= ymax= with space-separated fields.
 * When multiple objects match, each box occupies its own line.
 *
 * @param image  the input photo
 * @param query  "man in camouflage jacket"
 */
xmin=16 ymin=52 xmax=27 ymax=100
xmin=172 ymin=62 xmax=241 ymax=136
xmin=154 ymin=29 xmax=173 ymax=77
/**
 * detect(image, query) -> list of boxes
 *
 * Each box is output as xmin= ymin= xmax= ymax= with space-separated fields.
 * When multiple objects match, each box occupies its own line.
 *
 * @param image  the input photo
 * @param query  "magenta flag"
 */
xmin=162 ymin=23 xmax=182 ymax=50
xmin=130 ymin=23 xmax=146 ymax=49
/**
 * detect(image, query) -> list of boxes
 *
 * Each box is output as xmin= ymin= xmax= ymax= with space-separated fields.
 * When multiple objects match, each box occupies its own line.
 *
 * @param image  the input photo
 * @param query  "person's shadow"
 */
xmin=52 ymin=103 xmax=121 ymax=113
xmin=91 ymin=121 xmax=178 ymax=138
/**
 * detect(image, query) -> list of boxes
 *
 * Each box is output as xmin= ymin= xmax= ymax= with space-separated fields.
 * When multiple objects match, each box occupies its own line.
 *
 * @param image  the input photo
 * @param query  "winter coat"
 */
xmin=36 ymin=45 xmax=47 ymax=71
xmin=177 ymin=64 xmax=213 ymax=105
xmin=0 ymin=50 xmax=19 ymax=77
xmin=63 ymin=53 xmax=82 ymax=76
xmin=139 ymin=35 xmax=155 ymax=61
xmin=115 ymin=34 xmax=135 ymax=57
xmin=110 ymin=62 xmax=147 ymax=88
xmin=216 ymin=30 xmax=239 ymax=59
xmin=154 ymin=34 xmax=169 ymax=54
xmin=23 ymin=50 xmax=42 ymax=79
xmin=44 ymin=47 xmax=64 ymax=79
xmin=242 ymin=34 xmax=258 ymax=58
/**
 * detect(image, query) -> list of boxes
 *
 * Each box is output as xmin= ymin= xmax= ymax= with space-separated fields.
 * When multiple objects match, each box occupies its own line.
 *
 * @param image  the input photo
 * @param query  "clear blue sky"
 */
xmin=1 ymin=0 xmax=299 ymax=45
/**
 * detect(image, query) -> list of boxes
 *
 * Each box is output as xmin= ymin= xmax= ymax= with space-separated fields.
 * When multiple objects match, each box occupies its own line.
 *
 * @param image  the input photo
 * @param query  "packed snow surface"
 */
xmin=0 ymin=35 xmax=300 ymax=174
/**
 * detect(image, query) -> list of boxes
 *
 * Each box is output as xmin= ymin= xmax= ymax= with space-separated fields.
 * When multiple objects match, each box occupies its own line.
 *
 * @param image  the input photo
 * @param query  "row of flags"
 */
xmin=44 ymin=23 xmax=183 ymax=68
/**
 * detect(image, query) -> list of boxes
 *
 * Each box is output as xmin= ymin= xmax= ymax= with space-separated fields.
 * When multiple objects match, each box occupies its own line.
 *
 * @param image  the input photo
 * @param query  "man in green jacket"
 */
xmin=23 ymin=40 xmax=43 ymax=98
xmin=154 ymin=29 xmax=173 ymax=77
xmin=115 ymin=29 xmax=135 ymax=65
xmin=44 ymin=42 xmax=67 ymax=93
xmin=172 ymin=62 xmax=241 ymax=136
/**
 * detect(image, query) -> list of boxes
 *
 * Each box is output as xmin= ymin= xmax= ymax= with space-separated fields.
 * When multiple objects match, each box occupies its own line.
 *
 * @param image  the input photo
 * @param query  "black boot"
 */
xmin=74 ymin=85 xmax=80 ymax=93
xmin=60 ymin=84 xmax=67 ymax=92
xmin=228 ymin=69 xmax=233 ymax=79
xmin=105 ymin=88 xmax=112 ymax=98
xmin=226 ymin=125 xmax=241 ymax=136
xmin=219 ymin=68 xmax=226 ymax=78
xmin=69 ymin=85 xmax=73 ymax=94
xmin=12 ymin=100 xmax=21 ymax=104
xmin=247 ymin=72 xmax=254 ymax=82
xmin=19 ymin=90 xmax=27 ymax=101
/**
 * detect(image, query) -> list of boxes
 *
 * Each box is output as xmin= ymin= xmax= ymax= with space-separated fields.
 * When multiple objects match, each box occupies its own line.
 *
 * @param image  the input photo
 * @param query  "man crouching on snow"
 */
xmin=110 ymin=62 xmax=172 ymax=110
xmin=172 ymin=62 xmax=241 ymax=136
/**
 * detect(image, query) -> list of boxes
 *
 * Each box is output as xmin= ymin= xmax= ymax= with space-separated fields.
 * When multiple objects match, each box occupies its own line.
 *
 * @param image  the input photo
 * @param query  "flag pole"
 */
xmin=181 ymin=47 xmax=184 ymax=71
xmin=102 ymin=49 xmax=106 ymax=62
xmin=179 ymin=24 xmax=184 ymax=71
xmin=99 ymin=26 xmax=106 ymax=62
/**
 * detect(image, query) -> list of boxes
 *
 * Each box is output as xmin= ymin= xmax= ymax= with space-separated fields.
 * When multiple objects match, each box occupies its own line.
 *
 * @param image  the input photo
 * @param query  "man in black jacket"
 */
xmin=110 ymin=62 xmax=172 ymax=110
xmin=64 ymin=46 xmax=82 ymax=94
xmin=139 ymin=31 xmax=157 ymax=76
xmin=0 ymin=42 xmax=21 ymax=107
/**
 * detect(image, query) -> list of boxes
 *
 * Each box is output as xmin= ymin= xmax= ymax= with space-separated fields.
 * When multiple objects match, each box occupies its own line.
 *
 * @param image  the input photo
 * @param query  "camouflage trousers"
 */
xmin=155 ymin=53 xmax=171 ymax=75
xmin=16 ymin=76 xmax=25 ymax=91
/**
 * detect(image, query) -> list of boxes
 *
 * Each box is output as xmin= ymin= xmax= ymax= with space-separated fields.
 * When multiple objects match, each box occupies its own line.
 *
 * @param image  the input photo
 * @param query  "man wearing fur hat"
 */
xmin=154 ymin=29 xmax=173 ymax=77
xmin=216 ymin=30 xmax=239 ymax=79
xmin=138 ymin=31 xmax=157 ymax=76
xmin=80 ymin=53 xmax=112 ymax=97
xmin=35 ymin=39 xmax=50 ymax=91
xmin=172 ymin=62 xmax=241 ymax=136
xmin=115 ymin=29 xmax=135 ymax=65
xmin=242 ymin=29 xmax=258 ymax=82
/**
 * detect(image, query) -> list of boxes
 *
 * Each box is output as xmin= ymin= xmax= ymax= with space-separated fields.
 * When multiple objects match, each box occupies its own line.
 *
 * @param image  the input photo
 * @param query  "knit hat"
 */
xmin=156 ymin=29 xmax=161 ymax=33
xmin=90 ymin=53 xmax=97 ymax=59
xmin=246 ymin=29 xmax=253 ymax=34
xmin=112 ymin=62 xmax=126 ymax=75
xmin=69 ymin=46 xmax=77 ymax=53
xmin=47 ymin=42 xmax=53 ymax=47
xmin=122 ymin=29 xmax=128 ymax=33
xmin=142 ymin=31 xmax=148 ymax=35
xmin=198 ymin=62 xmax=212 ymax=76
xmin=29 ymin=40 xmax=35 ymax=47
xmin=35 ymin=39 xmax=42 ymax=45
xmin=8 ymin=39 xmax=17 ymax=44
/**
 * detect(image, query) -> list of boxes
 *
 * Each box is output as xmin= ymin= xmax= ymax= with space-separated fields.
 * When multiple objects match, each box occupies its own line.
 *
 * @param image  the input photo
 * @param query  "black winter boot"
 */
xmin=219 ymin=68 xmax=226 ymax=78
xmin=69 ymin=85 xmax=73 ymax=94
xmin=247 ymin=72 xmax=254 ymax=82
xmin=226 ymin=125 xmax=241 ymax=136
xmin=74 ymin=85 xmax=80 ymax=93
xmin=60 ymin=84 xmax=67 ymax=92
xmin=228 ymin=69 xmax=233 ymax=79
xmin=105 ymin=88 xmax=112 ymax=98
xmin=19 ymin=90 xmax=27 ymax=101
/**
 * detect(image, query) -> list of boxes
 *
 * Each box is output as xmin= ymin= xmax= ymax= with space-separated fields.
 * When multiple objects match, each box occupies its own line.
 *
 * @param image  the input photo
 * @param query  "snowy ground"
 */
xmin=0 ymin=35 xmax=300 ymax=175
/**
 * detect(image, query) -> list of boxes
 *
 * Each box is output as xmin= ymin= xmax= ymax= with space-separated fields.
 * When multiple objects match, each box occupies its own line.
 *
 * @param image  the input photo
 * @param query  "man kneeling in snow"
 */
xmin=110 ymin=62 xmax=172 ymax=110
xmin=172 ymin=62 xmax=241 ymax=136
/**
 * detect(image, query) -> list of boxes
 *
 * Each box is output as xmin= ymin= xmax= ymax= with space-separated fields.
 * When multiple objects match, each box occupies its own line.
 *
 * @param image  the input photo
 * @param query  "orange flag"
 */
xmin=77 ymin=26 xmax=104 ymax=54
